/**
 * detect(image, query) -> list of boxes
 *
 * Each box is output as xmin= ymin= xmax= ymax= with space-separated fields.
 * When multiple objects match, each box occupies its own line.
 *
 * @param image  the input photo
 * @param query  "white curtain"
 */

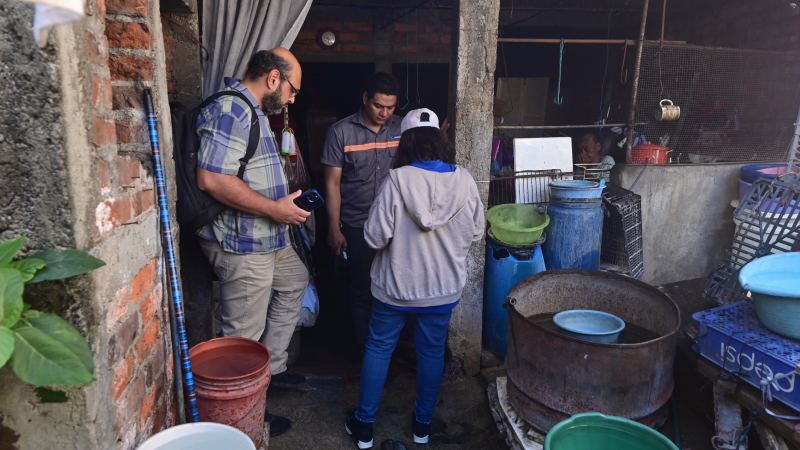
xmin=201 ymin=0 xmax=313 ymax=97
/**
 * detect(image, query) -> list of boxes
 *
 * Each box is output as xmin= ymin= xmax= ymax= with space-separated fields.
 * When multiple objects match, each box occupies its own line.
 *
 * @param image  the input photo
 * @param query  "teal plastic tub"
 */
xmin=739 ymin=252 xmax=800 ymax=339
xmin=545 ymin=413 xmax=678 ymax=450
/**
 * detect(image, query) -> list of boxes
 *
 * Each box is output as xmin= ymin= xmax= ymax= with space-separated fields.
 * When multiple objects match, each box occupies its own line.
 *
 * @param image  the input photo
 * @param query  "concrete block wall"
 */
xmin=0 ymin=0 xmax=176 ymax=448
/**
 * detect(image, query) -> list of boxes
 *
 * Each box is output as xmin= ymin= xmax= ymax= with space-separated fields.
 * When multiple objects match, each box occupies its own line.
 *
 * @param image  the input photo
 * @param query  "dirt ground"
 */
xmin=267 ymin=364 xmax=505 ymax=450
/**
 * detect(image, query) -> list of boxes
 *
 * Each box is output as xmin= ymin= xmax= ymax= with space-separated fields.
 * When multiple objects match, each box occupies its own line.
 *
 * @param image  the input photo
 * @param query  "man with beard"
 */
xmin=322 ymin=73 xmax=402 ymax=351
xmin=195 ymin=48 xmax=309 ymax=436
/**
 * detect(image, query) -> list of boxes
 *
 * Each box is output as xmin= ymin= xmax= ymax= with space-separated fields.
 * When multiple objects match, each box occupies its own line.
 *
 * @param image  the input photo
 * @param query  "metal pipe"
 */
xmin=496 ymin=38 xmax=685 ymax=45
xmin=143 ymin=89 xmax=201 ymax=423
xmin=626 ymin=0 xmax=651 ymax=159
xmin=494 ymin=122 xmax=646 ymax=130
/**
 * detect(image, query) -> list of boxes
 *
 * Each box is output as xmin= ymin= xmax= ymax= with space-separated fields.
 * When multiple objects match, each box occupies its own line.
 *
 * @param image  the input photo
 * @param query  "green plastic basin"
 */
xmin=486 ymin=204 xmax=549 ymax=245
xmin=545 ymin=413 xmax=678 ymax=450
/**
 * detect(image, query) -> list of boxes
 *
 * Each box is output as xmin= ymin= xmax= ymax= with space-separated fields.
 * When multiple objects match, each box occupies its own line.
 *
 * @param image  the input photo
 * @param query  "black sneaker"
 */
xmin=270 ymin=371 xmax=306 ymax=390
xmin=412 ymin=413 xmax=430 ymax=445
xmin=265 ymin=413 xmax=291 ymax=438
xmin=345 ymin=411 xmax=374 ymax=449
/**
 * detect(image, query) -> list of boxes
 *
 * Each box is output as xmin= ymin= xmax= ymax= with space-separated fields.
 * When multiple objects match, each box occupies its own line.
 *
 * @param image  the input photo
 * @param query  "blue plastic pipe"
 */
xmin=143 ymin=89 xmax=200 ymax=423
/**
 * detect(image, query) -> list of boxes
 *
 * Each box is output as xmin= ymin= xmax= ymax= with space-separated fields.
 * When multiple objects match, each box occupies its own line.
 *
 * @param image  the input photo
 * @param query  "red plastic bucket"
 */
xmin=190 ymin=337 xmax=271 ymax=449
xmin=631 ymin=144 xmax=670 ymax=164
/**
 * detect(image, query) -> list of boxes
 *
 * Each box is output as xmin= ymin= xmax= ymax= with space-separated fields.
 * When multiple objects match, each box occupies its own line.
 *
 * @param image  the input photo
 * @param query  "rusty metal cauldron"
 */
xmin=504 ymin=270 xmax=681 ymax=432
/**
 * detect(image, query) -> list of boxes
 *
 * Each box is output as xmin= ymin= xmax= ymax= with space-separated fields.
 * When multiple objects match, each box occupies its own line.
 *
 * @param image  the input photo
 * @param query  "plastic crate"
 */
xmin=693 ymin=301 xmax=800 ymax=413
xmin=601 ymin=184 xmax=644 ymax=279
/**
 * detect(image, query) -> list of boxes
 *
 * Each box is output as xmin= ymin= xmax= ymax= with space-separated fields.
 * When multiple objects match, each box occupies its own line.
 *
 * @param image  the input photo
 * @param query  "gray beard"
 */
xmin=262 ymin=90 xmax=283 ymax=115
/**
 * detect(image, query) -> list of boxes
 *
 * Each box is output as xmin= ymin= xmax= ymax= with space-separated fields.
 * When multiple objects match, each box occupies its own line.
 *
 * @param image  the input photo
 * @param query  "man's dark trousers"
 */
xmin=342 ymin=225 xmax=375 ymax=347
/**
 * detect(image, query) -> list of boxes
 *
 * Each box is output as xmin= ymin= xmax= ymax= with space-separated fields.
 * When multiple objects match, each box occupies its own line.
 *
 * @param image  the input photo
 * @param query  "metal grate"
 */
xmin=705 ymin=176 xmax=800 ymax=304
xmin=488 ymin=169 xmax=563 ymax=207
xmin=634 ymin=43 xmax=800 ymax=163
xmin=601 ymin=183 xmax=644 ymax=279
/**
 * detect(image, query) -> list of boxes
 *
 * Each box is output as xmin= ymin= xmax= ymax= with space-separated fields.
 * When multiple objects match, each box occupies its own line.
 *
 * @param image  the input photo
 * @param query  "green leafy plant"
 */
xmin=0 ymin=237 xmax=104 ymax=387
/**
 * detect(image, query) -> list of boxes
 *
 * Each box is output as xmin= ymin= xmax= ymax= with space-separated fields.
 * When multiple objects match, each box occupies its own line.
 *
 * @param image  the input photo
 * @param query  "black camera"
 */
xmin=293 ymin=188 xmax=325 ymax=212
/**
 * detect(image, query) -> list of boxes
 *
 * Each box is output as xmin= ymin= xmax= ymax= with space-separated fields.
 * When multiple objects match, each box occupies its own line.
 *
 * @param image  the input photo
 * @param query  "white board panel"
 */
xmin=513 ymin=137 xmax=573 ymax=203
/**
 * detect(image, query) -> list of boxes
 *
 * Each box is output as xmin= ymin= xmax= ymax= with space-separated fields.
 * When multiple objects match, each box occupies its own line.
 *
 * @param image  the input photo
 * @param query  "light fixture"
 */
xmin=316 ymin=28 xmax=337 ymax=49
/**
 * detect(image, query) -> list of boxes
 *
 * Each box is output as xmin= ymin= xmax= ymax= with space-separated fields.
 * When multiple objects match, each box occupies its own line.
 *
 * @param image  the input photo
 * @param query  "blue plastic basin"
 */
xmin=739 ymin=253 xmax=800 ymax=339
xmin=550 ymin=180 xmax=606 ymax=201
xmin=553 ymin=309 xmax=626 ymax=344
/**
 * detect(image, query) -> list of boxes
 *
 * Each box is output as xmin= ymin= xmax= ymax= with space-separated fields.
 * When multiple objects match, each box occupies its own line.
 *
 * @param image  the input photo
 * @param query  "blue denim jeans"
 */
xmin=355 ymin=300 xmax=453 ymax=425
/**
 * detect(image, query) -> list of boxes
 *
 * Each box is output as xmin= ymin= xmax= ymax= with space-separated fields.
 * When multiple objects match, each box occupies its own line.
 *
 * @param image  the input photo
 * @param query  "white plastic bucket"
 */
xmin=136 ymin=422 xmax=255 ymax=450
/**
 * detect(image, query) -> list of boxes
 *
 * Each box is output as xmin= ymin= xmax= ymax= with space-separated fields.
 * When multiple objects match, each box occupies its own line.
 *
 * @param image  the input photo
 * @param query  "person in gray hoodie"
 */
xmin=345 ymin=109 xmax=485 ymax=449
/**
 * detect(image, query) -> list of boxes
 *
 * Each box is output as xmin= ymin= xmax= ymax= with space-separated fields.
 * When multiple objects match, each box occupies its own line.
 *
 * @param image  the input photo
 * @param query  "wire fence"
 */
xmin=634 ymin=43 xmax=800 ymax=163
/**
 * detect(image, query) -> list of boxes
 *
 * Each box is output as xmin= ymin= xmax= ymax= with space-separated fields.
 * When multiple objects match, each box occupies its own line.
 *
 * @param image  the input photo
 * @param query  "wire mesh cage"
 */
xmin=488 ymin=169 xmax=564 ymax=207
xmin=705 ymin=175 xmax=800 ymax=303
xmin=635 ymin=43 xmax=800 ymax=163
xmin=600 ymin=183 xmax=645 ymax=279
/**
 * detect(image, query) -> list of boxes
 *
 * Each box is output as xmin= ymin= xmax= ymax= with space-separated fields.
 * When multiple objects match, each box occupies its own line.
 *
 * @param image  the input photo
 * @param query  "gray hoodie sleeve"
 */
xmin=364 ymin=175 xmax=397 ymax=250
xmin=470 ymin=182 xmax=486 ymax=242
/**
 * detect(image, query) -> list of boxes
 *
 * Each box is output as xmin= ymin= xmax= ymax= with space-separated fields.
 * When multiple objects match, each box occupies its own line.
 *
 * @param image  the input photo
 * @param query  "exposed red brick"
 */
xmin=91 ymin=76 xmax=101 ymax=108
xmin=134 ymin=319 xmax=160 ymax=361
xmin=110 ymin=194 xmax=133 ymax=225
xmin=151 ymin=397 xmax=169 ymax=434
xmin=109 ymin=54 xmax=154 ymax=81
xmin=143 ymin=339 xmax=165 ymax=387
xmin=112 ymin=86 xmax=144 ymax=110
xmin=116 ymin=155 xmax=142 ymax=187
xmin=115 ymin=372 xmax=146 ymax=437
xmin=107 ymin=285 xmax=130 ymax=329
xmin=342 ymin=43 xmax=372 ymax=53
xmin=106 ymin=21 xmax=151 ymax=50
xmin=109 ymin=312 xmax=140 ymax=362
xmin=136 ymin=188 xmax=155 ymax=215
xmin=102 ymin=79 xmax=114 ymax=109
xmin=130 ymin=259 xmax=158 ymax=302
xmin=347 ymin=22 xmax=373 ymax=32
xmin=115 ymin=119 xmax=147 ymax=145
xmin=97 ymin=159 xmax=111 ymax=191
xmin=107 ymin=0 xmax=148 ymax=17
xmin=111 ymin=351 xmax=135 ymax=400
xmin=139 ymin=382 xmax=161 ymax=430
xmin=394 ymin=23 xmax=417 ymax=33
xmin=92 ymin=117 xmax=117 ymax=147
xmin=139 ymin=282 xmax=162 ymax=323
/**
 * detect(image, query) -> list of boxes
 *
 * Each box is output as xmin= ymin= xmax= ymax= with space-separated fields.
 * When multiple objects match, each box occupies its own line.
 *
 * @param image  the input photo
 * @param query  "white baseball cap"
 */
xmin=400 ymin=108 xmax=440 ymax=133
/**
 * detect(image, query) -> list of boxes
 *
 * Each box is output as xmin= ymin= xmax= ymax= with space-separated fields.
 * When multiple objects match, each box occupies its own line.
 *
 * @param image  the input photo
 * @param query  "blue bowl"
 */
xmin=549 ymin=180 xmax=606 ymax=201
xmin=739 ymin=253 xmax=800 ymax=339
xmin=553 ymin=309 xmax=626 ymax=344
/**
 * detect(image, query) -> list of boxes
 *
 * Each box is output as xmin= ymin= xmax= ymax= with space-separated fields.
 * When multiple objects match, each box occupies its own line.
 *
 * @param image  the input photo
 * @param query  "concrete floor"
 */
xmin=267 ymin=367 xmax=505 ymax=450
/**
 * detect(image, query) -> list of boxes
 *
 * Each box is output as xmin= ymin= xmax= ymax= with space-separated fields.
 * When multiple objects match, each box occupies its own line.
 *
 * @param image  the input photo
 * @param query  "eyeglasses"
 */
xmin=280 ymin=73 xmax=300 ymax=97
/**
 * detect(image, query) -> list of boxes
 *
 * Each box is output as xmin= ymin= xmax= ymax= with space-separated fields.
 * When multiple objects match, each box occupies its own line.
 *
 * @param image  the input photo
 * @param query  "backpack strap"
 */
xmin=199 ymin=90 xmax=261 ymax=180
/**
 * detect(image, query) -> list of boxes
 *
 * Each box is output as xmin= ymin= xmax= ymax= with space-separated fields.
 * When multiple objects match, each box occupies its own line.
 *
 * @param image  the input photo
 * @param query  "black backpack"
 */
xmin=170 ymin=91 xmax=260 ymax=231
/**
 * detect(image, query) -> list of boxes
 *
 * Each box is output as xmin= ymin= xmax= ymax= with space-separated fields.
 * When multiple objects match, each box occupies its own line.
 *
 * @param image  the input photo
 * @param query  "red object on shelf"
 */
xmin=631 ymin=144 xmax=670 ymax=164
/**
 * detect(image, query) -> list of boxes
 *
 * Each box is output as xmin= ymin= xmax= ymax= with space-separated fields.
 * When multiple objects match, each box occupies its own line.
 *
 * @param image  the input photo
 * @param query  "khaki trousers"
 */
xmin=200 ymin=241 xmax=309 ymax=375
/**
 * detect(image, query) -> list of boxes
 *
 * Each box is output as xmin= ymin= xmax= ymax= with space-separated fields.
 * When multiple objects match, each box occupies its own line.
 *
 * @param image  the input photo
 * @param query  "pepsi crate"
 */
xmin=693 ymin=301 xmax=800 ymax=413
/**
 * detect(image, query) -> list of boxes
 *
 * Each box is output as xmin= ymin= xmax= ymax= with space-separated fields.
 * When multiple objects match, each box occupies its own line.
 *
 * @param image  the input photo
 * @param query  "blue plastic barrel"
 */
xmin=543 ymin=200 xmax=603 ymax=270
xmin=483 ymin=237 xmax=546 ymax=357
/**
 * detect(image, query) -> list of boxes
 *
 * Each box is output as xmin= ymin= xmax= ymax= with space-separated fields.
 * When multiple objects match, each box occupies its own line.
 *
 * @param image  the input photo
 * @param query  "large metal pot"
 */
xmin=505 ymin=270 xmax=680 ymax=432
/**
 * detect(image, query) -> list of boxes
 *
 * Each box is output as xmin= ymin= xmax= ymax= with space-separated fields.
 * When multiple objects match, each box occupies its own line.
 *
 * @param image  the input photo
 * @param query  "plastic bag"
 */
xmin=296 ymin=280 xmax=319 ymax=328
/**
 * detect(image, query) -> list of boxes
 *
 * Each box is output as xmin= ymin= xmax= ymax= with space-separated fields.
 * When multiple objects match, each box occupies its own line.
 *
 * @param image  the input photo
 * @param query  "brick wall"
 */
xmin=666 ymin=0 xmax=800 ymax=50
xmin=85 ymin=0 xmax=176 ymax=447
xmin=293 ymin=8 xmax=452 ymax=63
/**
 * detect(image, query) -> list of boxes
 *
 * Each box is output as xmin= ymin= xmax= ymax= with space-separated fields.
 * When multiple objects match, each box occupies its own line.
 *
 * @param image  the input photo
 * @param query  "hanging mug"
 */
xmin=655 ymin=99 xmax=681 ymax=121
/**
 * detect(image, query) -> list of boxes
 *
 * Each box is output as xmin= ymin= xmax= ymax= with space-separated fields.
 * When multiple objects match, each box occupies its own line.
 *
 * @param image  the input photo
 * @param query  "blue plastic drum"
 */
xmin=482 ymin=236 xmax=546 ymax=357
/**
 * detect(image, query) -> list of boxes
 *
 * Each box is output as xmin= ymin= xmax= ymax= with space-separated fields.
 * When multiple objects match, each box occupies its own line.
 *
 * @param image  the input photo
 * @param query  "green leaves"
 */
xmin=10 ymin=258 xmax=46 ymax=283
xmin=11 ymin=313 xmax=94 ymax=386
xmin=0 ymin=269 xmax=24 ymax=328
xmin=0 ymin=237 xmax=101 ymax=387
xmin=0 ymin=326 xmax=13 ymax=368
xmin=29 ymin=250 xmax=105 ymax=284
xmin=0 ymin=237 xmax=25 ymax=266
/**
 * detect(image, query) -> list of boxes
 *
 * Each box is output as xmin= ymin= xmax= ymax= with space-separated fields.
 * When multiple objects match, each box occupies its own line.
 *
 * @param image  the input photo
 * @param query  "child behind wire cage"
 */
xmin=345 ymin=108 xmax=485 ymax=449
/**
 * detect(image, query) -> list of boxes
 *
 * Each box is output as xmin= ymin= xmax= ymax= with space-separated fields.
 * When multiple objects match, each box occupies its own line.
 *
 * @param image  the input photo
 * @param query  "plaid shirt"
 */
xmin=196 ymin=78 xmax=289 ymax=254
